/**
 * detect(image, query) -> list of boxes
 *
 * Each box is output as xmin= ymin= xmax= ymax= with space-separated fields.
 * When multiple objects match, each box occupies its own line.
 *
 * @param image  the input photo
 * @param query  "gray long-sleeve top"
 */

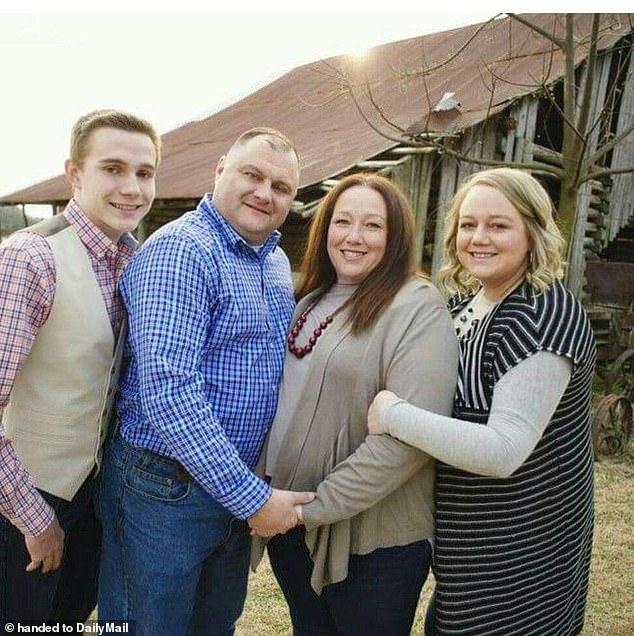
xmin=380 ymin=351 xmax=572 ymax=477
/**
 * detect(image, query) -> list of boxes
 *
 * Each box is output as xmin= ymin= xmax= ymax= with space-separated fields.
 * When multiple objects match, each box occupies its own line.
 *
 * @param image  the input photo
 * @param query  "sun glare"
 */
xmin=350 ymin=46 xmax=369 ymax=60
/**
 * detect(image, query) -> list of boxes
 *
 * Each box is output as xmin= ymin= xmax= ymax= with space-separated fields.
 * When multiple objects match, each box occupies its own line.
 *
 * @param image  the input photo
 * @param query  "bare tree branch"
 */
xmin=585 ymin=165 xmax=634 ymax=181
xmin=399 ymin=15 xmax=503 ymax=79
xmin=507 ymin=13 xmax=566 ymax=48
xmin=345 ymin=85 xmax=411 ymax=146
xmin=561 ymin=14 xmax=578 ymax=169
xmin=573 ymin=14 xmax=601 ymax=185
xmin=589 ymin=121 xmax=634 ymax=165
xmin=437 ymin=143 xmax=565 ymax=178
xmin=360 ymin=72 xmax=408 ymax=135
xmin=534 ymin=81 xmax=586 ymax=143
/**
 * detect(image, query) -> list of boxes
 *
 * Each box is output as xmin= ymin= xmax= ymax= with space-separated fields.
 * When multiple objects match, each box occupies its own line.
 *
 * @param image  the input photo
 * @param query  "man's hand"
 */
xmin=367 ymin=390 xmax=398 ymax=435
xmin=248 ymin=488 xmax=314 ymax=538
xmin=24 ymin=516 xmax=65 ymax=573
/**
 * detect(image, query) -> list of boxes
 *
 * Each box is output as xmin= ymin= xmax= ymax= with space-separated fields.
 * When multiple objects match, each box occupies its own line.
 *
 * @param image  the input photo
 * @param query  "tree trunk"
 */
xmin=558 ymin=177 xmax=579 ymax=249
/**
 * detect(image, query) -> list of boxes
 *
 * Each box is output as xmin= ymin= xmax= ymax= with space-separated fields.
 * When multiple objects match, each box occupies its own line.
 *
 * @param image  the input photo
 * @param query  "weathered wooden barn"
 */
xmin=2 ymin=13 xmax=633 ymax=357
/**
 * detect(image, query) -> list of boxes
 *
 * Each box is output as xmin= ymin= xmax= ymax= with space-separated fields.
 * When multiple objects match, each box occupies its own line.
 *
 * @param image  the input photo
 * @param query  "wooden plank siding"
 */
xmin=431 ymin=156 xmax=461 ymax=279
xmin=607 ymin=41 xmax=634 ymax=241
xmin=390 ymin=153 xmax=434 ymax=270
xmin=505 ymin=97 xmax=539 ymax=164
xmin=568 ymin=51 xmax=616 ymax=298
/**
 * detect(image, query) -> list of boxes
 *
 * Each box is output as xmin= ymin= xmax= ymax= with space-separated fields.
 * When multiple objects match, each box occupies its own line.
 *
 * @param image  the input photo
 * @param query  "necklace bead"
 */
xmin=287 ymin=303 xmax=336 ymax=358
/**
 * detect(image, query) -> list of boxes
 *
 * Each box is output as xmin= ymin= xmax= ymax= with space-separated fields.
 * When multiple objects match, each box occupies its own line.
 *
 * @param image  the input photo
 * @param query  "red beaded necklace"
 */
xmin=287 ymin=302 xmax=337 ymax=359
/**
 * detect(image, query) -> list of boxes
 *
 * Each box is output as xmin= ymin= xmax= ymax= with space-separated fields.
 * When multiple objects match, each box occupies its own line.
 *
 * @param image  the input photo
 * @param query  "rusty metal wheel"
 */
xmin=591 ymin=393 xmax=633 ymax=459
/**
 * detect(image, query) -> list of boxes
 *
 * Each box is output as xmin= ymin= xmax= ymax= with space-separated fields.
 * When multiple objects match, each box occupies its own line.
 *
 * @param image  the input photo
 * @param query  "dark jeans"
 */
xmin=0 ymin=475 xmax=100 ymax=621
xmin=268 ymin=526 xmax=432 ymax=636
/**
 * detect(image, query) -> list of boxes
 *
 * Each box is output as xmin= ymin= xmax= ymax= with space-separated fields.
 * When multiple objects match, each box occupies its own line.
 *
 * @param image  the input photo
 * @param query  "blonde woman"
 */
xmin=369 ymin=168 xmax=596 ymax=635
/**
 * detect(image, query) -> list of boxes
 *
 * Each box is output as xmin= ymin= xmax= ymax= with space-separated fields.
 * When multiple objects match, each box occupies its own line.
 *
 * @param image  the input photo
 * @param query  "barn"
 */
xmin=2 ymin=13 xmax=633 ymax=357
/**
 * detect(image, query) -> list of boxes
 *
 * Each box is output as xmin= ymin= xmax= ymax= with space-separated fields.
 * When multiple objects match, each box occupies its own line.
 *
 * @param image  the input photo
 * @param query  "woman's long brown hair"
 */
xmin=295 ymin=173 xmax=420 ymax=334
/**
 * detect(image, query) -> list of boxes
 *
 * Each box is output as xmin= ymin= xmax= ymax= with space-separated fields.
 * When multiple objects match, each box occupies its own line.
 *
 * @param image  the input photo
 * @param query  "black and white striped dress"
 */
xmin=435 ymin=280 xmax=596 ymax=635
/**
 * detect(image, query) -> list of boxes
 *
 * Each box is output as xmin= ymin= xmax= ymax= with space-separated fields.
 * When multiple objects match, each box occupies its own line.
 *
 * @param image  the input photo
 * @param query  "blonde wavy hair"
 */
xmin=438 ymin=168 xmax=566 ymax=296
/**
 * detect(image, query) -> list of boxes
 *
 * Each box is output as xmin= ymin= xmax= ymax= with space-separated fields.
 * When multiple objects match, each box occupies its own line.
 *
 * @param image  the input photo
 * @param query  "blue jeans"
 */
xmin=0 ymin=475 xmax=100 ymax=621
xmin=268 ymin=526 xmax=432 ymax=636
xmin=96 ymin=429 xmax=250 ymax=636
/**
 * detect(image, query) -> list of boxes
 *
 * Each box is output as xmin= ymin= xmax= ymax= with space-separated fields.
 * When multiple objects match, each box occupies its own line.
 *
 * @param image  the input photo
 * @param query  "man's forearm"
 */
xmin=0 ymin=437 xmax=55 ymax=535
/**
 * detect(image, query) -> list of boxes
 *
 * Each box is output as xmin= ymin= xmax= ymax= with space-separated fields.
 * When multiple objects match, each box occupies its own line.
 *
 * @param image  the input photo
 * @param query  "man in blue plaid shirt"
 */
xmin=97 ymin=127 xmax=314 ymax=633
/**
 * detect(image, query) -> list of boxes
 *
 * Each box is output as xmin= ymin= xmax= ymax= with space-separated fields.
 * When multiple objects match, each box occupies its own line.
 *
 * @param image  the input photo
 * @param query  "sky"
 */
xmin=0 ymin=1 xmax=599 ymax=202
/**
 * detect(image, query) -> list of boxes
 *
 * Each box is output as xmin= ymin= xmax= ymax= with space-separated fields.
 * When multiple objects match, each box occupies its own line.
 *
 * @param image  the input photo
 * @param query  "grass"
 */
xmin=582 ymin=444 xmax=634 ymax=635
xmin=237 ymin=444 xmax=634 ymax=635
xmin=90 ymin=444 xmax=632 ymax=633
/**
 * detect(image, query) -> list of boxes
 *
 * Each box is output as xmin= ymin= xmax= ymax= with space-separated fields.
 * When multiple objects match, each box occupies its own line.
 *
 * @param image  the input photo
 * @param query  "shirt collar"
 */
xmin=63 ymin=199 xmax=136 ymax=259
xmin=199 ymin=193 xmax=281 ymax=259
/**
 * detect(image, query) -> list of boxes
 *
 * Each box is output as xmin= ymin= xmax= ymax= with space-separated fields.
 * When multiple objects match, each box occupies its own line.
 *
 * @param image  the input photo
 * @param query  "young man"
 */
xmin=97 ymin=127 xmax=313 ymax=633
xmin=0 ymin=109 xmax=160 ymax=621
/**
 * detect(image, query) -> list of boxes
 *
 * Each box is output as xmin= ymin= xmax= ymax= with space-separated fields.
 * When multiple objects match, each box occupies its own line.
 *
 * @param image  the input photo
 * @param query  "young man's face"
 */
xmin=65 ymin=127 xmax=157 ymax=242
xmin=212 ymin=136 xmax=299 ymax=245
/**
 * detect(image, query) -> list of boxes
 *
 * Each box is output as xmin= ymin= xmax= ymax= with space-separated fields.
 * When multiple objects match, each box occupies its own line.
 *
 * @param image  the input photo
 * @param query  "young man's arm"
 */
xmin=0 ymin=233 xmax=64 ymax=571
xmin=0 ymin=437 xmax=64 ymax=572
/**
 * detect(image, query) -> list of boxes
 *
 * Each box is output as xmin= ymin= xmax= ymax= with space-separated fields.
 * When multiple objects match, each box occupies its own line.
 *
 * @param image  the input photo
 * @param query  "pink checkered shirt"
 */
xmin=0 ymin=200 xmax=135 ymax=536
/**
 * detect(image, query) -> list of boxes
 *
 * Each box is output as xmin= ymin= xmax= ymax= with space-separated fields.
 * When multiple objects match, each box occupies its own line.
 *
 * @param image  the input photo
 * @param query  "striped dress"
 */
xmin=434 ymin=280 xmax=596 ymax=635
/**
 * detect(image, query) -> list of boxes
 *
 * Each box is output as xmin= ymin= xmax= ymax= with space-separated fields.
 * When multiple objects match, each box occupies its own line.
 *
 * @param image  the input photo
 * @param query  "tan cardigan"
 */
xmin=253 ymin=275 xmax=459 ymax=593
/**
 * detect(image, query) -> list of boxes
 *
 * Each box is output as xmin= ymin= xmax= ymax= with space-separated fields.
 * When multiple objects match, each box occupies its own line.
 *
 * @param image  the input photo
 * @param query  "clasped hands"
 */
xmin=248 ymin=488 xmax=315 ymax=538
xmin=248 ymin=389 xmax=397 ymax=539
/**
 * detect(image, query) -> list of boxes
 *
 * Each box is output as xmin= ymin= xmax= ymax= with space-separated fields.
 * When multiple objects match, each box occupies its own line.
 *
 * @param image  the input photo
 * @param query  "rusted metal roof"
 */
xmin=2 ymin=12 xmax=632 ymax=205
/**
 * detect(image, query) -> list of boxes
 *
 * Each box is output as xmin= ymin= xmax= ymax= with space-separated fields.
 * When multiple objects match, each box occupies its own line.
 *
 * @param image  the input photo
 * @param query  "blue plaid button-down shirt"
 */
xmin=117 ymin=195 xmax=295 ymax=519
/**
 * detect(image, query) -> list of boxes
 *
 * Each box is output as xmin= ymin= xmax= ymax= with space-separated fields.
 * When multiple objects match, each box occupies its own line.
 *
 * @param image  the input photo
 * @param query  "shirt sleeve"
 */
xmin=382 ymin=351 xmax=572 ymax=477
xmin=301 ymin=299 xmax=459 ymax=529
xmin=0 ymin=233 xmax=56 ymax=536
xmin=121 ymin=233 xmax=271 ymax=519
xmin=0 ymin=233 xmax=55 ymax=406
xmin=0 ymin=436 xmax=55 ymax=536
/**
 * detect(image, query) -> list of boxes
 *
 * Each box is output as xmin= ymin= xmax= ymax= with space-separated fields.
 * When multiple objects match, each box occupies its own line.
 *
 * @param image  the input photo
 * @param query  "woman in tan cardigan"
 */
xmin=252 ymin=173 xmax=459 ymax=635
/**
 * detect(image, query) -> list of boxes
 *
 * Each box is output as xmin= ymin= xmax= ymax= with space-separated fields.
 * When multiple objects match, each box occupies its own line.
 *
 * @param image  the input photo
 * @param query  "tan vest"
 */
xmin=3 ymin=215 xmax=126 ymax=501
